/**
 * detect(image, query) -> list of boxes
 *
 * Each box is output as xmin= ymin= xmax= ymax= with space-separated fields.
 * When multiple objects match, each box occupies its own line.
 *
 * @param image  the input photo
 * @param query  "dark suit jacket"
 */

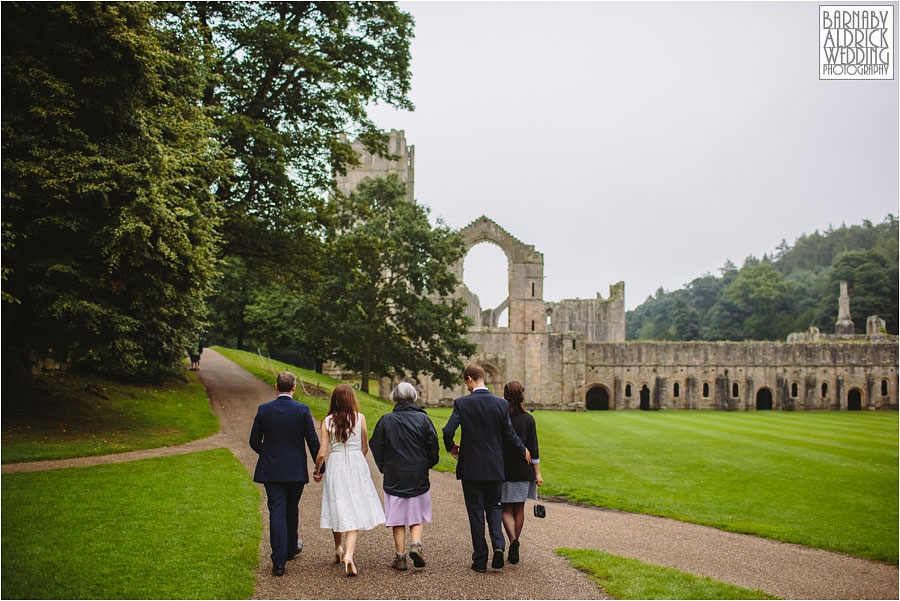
xmin=442 ymin=389 xmax=526 ymax=481
xmin=250 ymin=394 xmax=320 ymax=483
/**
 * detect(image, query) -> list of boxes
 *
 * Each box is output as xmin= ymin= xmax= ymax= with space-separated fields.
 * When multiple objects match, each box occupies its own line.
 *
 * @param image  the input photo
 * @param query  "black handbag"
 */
xmin=533 ymin=488 xmax=546 ymax=518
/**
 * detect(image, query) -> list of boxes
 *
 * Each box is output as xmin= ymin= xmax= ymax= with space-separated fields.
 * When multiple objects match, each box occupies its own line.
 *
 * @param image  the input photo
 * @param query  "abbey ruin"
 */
xmin=340 ymin=131 xmax=899 ymax=411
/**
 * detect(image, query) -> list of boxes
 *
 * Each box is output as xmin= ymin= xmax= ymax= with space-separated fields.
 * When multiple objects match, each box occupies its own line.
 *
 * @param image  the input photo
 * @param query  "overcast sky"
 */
xmin=367 ymin=1 xmax=899 ymax=312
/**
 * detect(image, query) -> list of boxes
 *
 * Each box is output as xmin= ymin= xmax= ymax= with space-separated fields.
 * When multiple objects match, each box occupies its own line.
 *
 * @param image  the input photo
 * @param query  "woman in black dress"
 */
xmin=499 ymin=381 xmax=542 ymax=564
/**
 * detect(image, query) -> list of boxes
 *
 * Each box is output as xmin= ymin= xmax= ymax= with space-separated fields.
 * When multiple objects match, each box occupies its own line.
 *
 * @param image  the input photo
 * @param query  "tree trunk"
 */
xmin=315 ymin=359 xmax=324 ymax=374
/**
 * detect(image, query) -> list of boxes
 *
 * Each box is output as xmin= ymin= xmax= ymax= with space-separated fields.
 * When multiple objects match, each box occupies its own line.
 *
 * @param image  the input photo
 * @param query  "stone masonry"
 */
xmin=404 ymin=218 xmax=898 ymax=412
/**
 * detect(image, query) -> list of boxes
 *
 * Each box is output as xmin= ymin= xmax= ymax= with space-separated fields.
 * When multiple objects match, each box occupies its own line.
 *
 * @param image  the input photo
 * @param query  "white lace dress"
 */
xmin=319 ymin=414 xmax=386 ymax=532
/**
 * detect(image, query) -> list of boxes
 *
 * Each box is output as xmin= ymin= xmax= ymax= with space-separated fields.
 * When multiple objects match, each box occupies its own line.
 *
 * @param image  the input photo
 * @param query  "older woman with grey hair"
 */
xmin=369 ymin=382 xmax=440 ymax=570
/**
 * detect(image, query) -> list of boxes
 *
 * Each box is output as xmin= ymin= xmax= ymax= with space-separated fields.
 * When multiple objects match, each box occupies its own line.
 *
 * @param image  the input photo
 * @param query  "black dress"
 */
xmin=500 ymin=411 xmax=539 ymax=502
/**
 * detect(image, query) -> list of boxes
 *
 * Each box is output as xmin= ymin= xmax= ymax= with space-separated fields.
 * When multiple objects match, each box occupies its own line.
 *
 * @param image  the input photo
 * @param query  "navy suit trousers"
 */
xmin=264 ymin=482 xmax=304 ymax=566
xmin=462 ymin=480 xmax=505 ymax=567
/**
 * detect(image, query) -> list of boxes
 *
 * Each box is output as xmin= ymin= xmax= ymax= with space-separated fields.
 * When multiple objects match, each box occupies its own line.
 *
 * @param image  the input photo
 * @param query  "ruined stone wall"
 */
xmin=578 ymin=341 xmax=898 ymax=411
xmin=335 ymin=129 xmax=415 ymax=201
xmin=546 ymin=281 xmax=626 ymax=342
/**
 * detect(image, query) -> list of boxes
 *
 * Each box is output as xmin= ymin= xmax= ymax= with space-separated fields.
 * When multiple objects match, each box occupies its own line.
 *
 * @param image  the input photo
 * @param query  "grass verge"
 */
xmin=2 ymin=369 xmax=219 ymax=464
xmin=1 ymin=449 xmax=260 ymax=599
xmin=557 ymin=548 xmax=779 ymax=599
xmin=213 ymin=346 xmax=394 ymax=421
xmin=427 ymin=408 xmax=898 ymax=563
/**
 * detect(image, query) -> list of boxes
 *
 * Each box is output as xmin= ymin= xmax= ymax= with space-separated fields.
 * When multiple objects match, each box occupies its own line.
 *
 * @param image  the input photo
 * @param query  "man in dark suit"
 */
xmin=442 ymin=364 xmax=530 ymax=572
xmin=250 ymin=371 xmax=320 ymax=576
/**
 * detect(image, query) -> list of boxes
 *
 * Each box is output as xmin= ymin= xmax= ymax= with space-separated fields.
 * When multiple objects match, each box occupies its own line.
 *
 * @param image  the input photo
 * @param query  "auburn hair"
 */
xmin=503 ymin=381 xmax=526 ymax=415
xmin=328 ymin=384 xmax=359 ymax=443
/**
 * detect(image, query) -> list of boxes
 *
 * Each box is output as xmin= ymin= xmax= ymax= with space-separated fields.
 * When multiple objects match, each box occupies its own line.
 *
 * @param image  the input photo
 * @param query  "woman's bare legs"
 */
xmin=392 ymin=526 xmax=406 ymax=554
xmin=410 ymin=523 xmax=424 ymax=545
xmin=332 ymin=531 xmax=344 ymax=563
xmin=343 ymin=529 xmax=359 ymax=569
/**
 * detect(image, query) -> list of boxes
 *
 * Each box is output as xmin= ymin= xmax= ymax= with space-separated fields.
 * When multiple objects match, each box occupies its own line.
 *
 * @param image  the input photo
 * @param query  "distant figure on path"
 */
xmin=249 ymin=371 xmax=321 ymax=577
xmin=369 ymin=382 xmax=440 ymax=571
xmin=314 ymin=384 xmax=385 ymax=576
xmin=499 ymin=381 xmax=542 ymax=565
xmin=442 ymin=364 xmax=530 ymax=572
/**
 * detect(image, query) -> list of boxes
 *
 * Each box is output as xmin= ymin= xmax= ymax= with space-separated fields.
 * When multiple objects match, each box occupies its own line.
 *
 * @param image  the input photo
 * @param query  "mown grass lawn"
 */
xmin=523 ymin=410 xmax=895 ymax=564
xmin=558 ymin=548 xmax=780 ymax=599
xmin=2 ymin=370 xmax=219 ymax=464
xmin=1 ymin=449 xmax=260 ymax=599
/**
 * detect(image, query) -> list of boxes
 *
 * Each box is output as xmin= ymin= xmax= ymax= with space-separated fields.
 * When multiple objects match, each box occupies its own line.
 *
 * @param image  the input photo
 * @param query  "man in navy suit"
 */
xmin=442 ymin=364 xmax=530 ymax=572
xmin=250 ymin=371 xmax=320 ymax=576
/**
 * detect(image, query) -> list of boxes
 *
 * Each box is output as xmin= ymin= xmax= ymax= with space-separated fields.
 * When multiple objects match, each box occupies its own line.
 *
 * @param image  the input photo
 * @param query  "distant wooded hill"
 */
xmin=626 ymin=216 xmax=898 ymax=341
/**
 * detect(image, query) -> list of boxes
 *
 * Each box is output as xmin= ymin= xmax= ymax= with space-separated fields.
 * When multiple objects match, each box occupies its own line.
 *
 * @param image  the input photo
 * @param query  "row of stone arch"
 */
xmin=584 ymin=385 xmax=868 ymax=410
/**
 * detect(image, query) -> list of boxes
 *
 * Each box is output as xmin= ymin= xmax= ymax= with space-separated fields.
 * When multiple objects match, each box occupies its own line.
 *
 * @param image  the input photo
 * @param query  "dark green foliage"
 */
xmin=627 ymin=216 xmax=898 ymax=341
xmin=189 ymin=1 xmax=414 ymax=276
xmin=324 ymin=175 xmax=476 ymax=391
xmin=2 ymin=2 xmax=229 ymax=378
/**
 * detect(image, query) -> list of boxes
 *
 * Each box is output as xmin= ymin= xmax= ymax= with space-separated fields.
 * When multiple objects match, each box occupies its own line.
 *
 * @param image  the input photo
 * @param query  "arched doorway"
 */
xmin=481 ymin=363 xmax=500 ymax=395
xmin=585 ymin=386 xmax=609 ymax=410
xmin=847 ymin=388 xmax=862 ymax=410
xmin=639 ymin=385 xmax=651 ymax=410
xmin=756 ymin=388 xmax=773 ymax=410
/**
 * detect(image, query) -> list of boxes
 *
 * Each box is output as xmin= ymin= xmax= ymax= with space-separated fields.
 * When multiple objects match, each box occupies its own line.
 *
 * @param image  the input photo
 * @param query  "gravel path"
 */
xmin=5 ymin=348 xmax=897 ymax=600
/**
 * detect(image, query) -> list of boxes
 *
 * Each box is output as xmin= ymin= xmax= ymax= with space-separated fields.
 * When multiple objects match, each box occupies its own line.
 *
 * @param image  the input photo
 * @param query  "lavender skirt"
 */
xmin=383 ymin=491 xmax=433 ymax=527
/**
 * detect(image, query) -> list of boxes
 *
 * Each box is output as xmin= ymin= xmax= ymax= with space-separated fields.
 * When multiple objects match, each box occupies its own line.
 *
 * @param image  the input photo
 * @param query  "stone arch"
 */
xmin=455 ymin=216 xmax=545 ymax=333
xmin=756 ymin=387 xmax=774 ymax=410
xmin=585 ymin=385 xmax=611 ymax=410
xmin=479 ymin=361 xmax=502 ymax=395
xmin=847 ymin=388 xmax=863 ymax=410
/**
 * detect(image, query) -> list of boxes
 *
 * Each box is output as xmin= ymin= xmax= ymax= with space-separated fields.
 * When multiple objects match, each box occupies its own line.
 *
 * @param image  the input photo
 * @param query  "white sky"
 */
xmin=367 ymin=1 xmax=899 ymax=311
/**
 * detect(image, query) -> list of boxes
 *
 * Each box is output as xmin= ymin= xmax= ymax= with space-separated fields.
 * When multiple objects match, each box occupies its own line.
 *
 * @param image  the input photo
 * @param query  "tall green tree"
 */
xmin=324 ymin=175 xmax=475 ymax=392
xmin=2 ymin=2 xmax=229 ymax=379
xmin=188 ymin=1 xmax=414 ymax=278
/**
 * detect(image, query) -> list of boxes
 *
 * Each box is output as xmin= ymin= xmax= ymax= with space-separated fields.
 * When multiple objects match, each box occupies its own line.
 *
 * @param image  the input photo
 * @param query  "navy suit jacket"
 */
xmin=250 ymin=394 xmax=320 ymax=483
xmin=442 ymin=389 xmax=527 ymax=481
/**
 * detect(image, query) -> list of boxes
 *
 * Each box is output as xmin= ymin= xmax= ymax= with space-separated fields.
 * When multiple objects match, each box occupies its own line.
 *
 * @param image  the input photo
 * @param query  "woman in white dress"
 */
xmin=313 ymin=384 xmax=385 ymax=576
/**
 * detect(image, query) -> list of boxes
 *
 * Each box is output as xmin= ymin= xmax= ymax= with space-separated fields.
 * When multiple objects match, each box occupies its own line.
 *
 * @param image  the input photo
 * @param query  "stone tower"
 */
xmin=834 ymin=281 xmax=855 ymax=336
xmin=335 ymin=129 xmax=415 ymax=201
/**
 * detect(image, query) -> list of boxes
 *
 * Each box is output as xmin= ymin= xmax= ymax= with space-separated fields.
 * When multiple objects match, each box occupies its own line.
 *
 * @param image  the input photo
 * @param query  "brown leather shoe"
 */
xmin=409 ymin=542 xmax=425 ymax=568
xmin=392 ymin=553 xmax=408 ymax=571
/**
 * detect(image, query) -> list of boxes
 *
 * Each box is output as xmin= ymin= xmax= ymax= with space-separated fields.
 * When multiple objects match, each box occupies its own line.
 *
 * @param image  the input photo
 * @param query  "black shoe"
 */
xmin=288 ymin=540 xmax=303 ymax=560
xmin=508 ymin=539 xmax=520 ymax=564
xmin=272 ymin=564 xmax=285 ymax=577
xmin=491 ymin=548 xmax=504 ymax=569
xmin=470 ymin=562 xmax=486 ymax=573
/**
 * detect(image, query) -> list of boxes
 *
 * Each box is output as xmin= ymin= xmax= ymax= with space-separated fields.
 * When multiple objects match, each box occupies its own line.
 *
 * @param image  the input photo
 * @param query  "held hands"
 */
xmin=450 ymin=443 xmax=460 ymax=460
xmin=313 ymin=468 xmax=323 ymax=483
